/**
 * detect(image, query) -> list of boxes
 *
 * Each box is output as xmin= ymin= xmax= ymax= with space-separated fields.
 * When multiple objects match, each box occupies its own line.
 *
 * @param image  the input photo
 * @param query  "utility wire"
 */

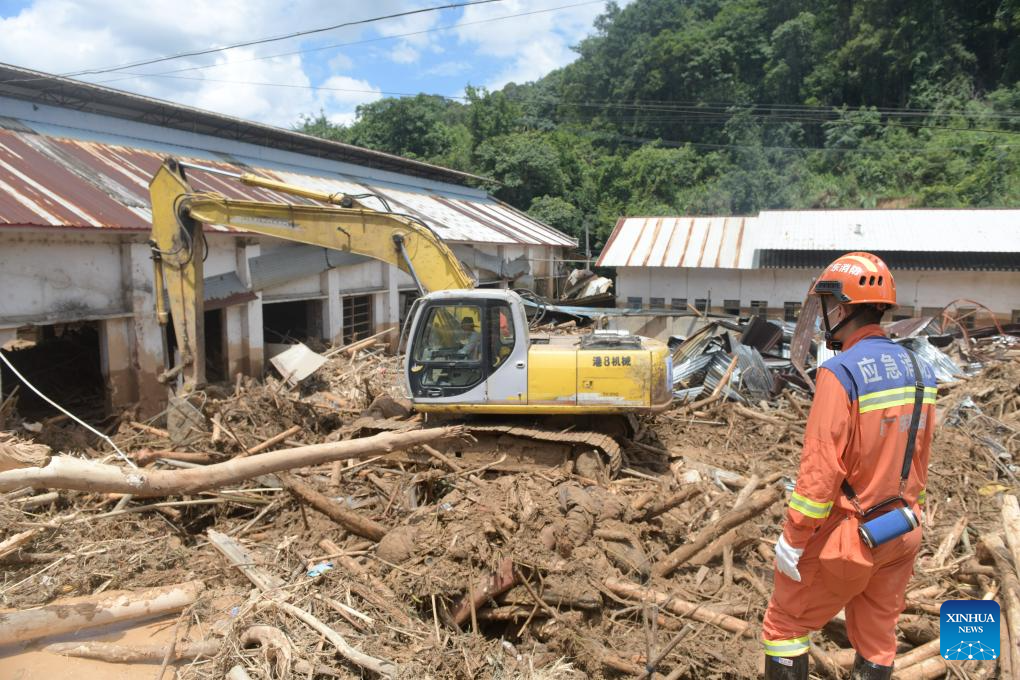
xmin=91 ymin=71 xmax=1020 ymax=137
xmin=8 ymin=0 xmax=506 ymax=82
xmin=96 ymin=0 xmax=605 ymax=83
xmin=0 ymin=348 xmax=135 ymax=467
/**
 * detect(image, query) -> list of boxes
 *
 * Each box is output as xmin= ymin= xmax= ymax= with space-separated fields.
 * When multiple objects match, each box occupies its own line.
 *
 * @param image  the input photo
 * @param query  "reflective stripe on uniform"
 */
xmin=789 ymin=492 xmax=833 ymax=520
xmin=858 ymin=386 xmax=937 ymax=414
xmin=918 ymin=489 xmax=926 ymax=505
xmin=763 ymin=636 xmax=811 ymax=657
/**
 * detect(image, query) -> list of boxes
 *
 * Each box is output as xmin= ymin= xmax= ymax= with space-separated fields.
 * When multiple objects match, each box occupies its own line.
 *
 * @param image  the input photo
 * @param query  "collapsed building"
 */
xmin=0 ymin=63 xmax=576 ymax=417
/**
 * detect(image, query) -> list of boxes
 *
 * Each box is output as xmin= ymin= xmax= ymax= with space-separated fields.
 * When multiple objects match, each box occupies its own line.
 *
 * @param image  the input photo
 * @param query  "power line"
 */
xmin=96 ymin=70 xmax=1020 ymax=137
xmin=12 ymin=0 xmax=506 ymax=82
xmin=576 ymin=129 xmax=1020 ymax=154
xmin=96 ymin=0 xmax=605 ymax=83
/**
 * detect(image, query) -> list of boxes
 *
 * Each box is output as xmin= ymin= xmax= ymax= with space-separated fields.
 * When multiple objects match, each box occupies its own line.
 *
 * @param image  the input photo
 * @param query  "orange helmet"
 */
xmin=810 ymin=252 xmax=896 ymax=307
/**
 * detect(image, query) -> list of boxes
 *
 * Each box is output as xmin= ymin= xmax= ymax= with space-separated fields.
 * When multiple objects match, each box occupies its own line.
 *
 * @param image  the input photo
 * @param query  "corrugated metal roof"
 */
xmin=597 ymin=209 xmax=1020 ymax=269
xmin=756 ymin=209 xmax=1020 ymax=253
xmin=0 ymin=125 xmax=575 ymax=247
xmin=596 ymin=216 xmax=753 ymax=268
xmin=0 ymin=62 xmax=485 ymax=187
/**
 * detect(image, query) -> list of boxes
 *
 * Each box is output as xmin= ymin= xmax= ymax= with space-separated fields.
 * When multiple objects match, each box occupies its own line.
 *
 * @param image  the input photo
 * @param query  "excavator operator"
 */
xmin=761 ymin=252 xmax=937 ymax=679
xmin=458 ymin=316 xmax=481 ymax=360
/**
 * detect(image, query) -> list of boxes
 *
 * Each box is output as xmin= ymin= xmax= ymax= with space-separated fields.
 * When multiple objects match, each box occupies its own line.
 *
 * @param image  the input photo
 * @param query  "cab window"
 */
xmin=414 ymin=304 xmax=483 ymax=388
xmin=489 ymin=304 xmax=515 ymax=368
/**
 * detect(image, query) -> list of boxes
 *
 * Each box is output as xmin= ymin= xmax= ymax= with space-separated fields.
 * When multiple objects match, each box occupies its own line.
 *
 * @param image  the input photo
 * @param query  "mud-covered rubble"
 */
xmin=0 ymin=326 xmax=1017 ymax=679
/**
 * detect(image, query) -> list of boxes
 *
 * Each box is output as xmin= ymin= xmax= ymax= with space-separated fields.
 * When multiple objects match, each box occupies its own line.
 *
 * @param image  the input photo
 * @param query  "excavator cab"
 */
xmin=405 ymin=290 xmax=528 ymax=406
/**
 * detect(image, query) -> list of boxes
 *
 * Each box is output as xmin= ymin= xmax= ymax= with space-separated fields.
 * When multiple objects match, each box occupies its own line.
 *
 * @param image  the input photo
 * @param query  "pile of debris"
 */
xmin=669 ymin=305 xmax=1020 ymax=408
xmin=0 ymin=324 xmax=1017 ymax=679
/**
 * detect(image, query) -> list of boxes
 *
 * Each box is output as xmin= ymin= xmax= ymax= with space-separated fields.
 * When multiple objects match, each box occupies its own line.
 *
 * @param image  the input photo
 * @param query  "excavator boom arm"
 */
xmin=149 ymin=157 xmax=473 ymax=390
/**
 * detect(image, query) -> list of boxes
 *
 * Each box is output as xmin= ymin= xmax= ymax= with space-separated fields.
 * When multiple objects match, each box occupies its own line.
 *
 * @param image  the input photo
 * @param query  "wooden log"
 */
xmin=280 ymin=472 xmax=387 ymax=542
xmin=273 ymin=599 xmax=397 ymax=679
xmin=239 ymin=625 xmax=293 ymax=678
xmin=731 ymin=403 xmax=786 ymax=426
xmin=0 ymin=580 xmax=204 ymax=646
xmin=653 ymin=484 xmax=783 ymax=577
xmin=226 ymin=666 xmax=253 ymax=680
xmin=43 ymin=640 xmax=220 ymax=663
xmin=980 ymin=533 xmax=1020 ymax=680
xmin=1003 ymin=495 xmax=1020 ymax=574
xmin=892 ymin=639 xmax=941 ymax=670
xmin=13 ymin=491 xmax=58 ymax=510
xmin=603 ymin=577 xmax=752 ymax=637
xmin=129 ymin=421 xmax=170 ymax=438
xmin=325 ymin=327 xmax=396 ymax=357
xmin=688 ymin=524 xmax=757 ymax=567
xmin=0 ymin=426 xmax=463 ymax=496
xmin=1002 ymin=611 xmax=1015 ymax=680
xmin=208 ymin=530 xmax=285 ymax=593
xmin=809 ymin=646 xmax=844 ymax=679
xmin=0 ymin=435 xmax=50 ymax=472
xmin=449 ymin=557 xmax=517 ymax=627
xmin=930 ymin=515 xmax=968 ymax=568
xmin=893 ymin=656 xmax=948 ymax=680
xmin=0 ymin=528 xmax=38 ymax=560
xmin=242 ymin=424 xmax=302 ymax=457
xmin=641 ymin=484 xmax=703 ymax=520
xmin=134 ymin=449 xmax=215 ymax=466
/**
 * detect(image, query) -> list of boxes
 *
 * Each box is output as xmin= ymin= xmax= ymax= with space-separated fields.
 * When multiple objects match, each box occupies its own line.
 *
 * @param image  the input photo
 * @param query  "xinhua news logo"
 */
xmin=940 ymin=600 xmax=1000 ymax=661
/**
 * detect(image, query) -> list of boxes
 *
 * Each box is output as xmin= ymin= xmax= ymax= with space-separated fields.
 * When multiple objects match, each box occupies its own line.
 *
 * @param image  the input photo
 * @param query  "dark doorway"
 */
xmin=263 ymin=300 xmax=320 ymax=343
xmin=0 ymin=322 xmax=104 ymax=420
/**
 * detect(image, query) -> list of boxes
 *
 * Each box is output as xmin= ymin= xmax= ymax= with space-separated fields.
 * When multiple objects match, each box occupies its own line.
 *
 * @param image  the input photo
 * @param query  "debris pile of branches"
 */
xmin=0 ymin=335 xmax=1017 ymax=679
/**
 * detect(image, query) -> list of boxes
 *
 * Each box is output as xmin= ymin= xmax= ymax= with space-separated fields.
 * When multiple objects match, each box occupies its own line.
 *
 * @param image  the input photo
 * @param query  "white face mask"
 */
xmin=824 ymin=301 xmax=847 ymax=328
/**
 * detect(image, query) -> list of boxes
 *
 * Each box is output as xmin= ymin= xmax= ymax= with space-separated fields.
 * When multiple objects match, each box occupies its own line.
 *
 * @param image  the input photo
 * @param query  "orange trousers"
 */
xmin=762 ymin=516 xmax=922 ymax=665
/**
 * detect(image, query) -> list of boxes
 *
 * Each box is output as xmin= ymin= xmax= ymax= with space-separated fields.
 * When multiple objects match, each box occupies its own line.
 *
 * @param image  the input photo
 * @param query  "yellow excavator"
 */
xmin=149 ymin=157 xmax=672 ymax=471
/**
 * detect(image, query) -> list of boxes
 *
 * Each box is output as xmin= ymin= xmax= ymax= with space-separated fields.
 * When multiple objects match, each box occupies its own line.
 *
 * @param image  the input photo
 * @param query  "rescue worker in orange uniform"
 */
xmin=762 ymin=253 xmax=936 ymax=679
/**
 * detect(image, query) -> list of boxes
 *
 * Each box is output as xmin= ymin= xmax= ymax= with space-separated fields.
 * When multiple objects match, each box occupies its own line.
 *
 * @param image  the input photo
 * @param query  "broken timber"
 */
xmin=0 ymin=426 xmax=462 ymax=496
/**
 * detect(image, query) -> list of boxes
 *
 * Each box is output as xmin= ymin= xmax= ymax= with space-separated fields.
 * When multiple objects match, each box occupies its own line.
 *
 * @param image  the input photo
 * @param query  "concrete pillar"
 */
xmin=321 ymin=268 xmax=343 ymax=345
xmin=224 ymin=306 xmax=245 ymax=380
xmin=237 ymin=244 xmax=264 ymax=375
xmin=127 ymin=243 xmax=168 ymax=417
xmin=377 ymin=265 xmax=400 ymax=351
xmin=99 ymin=317 xmax=135 ymax=412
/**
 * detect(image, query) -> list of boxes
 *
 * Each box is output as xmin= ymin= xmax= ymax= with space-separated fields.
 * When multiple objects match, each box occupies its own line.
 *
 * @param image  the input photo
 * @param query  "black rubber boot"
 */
xmin=850 ymin=653 xmax=893 ymax=680
xmin=764 ymin=654 xmax=808 ymax=679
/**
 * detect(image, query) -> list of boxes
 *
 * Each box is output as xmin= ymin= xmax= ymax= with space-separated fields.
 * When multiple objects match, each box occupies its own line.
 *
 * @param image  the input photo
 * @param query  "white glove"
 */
xmin=775 ymin=534 xmax=804 ymax=582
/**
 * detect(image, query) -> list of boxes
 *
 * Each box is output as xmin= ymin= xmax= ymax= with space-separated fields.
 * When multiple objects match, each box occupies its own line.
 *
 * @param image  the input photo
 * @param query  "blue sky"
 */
xmin=0 ymin=0 xmax=625 ymax=127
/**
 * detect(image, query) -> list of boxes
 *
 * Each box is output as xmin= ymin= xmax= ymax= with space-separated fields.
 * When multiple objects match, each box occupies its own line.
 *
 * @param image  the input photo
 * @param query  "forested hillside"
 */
xmin=297 ymin=0 xmax=1020 ymax=248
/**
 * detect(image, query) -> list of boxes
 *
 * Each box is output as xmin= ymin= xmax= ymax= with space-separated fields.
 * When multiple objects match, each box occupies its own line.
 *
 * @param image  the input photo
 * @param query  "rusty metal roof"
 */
xmin=0 ymin=62 xmax=485 ymax=187
xmin=596 ymin=216 xmax=753 ymax=268
xmin=0 ymin=126 xmax=575 ymax=247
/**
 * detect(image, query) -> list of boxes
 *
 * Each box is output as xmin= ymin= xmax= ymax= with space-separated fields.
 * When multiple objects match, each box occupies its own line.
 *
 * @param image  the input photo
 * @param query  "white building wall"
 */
xmin=0 ymin=227 xmax=568 ymax=416
xmin=616 ymin=267 xmax=1020 ymax=319
xmin=0 ymin=230 xmax=129 ymax=324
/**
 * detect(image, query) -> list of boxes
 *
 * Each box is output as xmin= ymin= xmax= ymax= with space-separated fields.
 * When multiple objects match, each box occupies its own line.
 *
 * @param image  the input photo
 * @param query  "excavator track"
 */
xmin=346 ymin=416 xmax=626 ymax=478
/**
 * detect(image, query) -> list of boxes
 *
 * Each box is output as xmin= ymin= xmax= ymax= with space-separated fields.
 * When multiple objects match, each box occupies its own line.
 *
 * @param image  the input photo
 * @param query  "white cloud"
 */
xmin=0 ymin=0 xmax=635 ymax=126
xmin=426 ymin=61 xmax=471 ymax=77
xmin=455 ymin=0 xmax=631 ymax=88
xmin=390 ymin=42 xmax=420 ymax=64
xmin=327 ymin=53 xmax=354 ymax=72
xmin=0 ymin=0 xmax=400 ymax=126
